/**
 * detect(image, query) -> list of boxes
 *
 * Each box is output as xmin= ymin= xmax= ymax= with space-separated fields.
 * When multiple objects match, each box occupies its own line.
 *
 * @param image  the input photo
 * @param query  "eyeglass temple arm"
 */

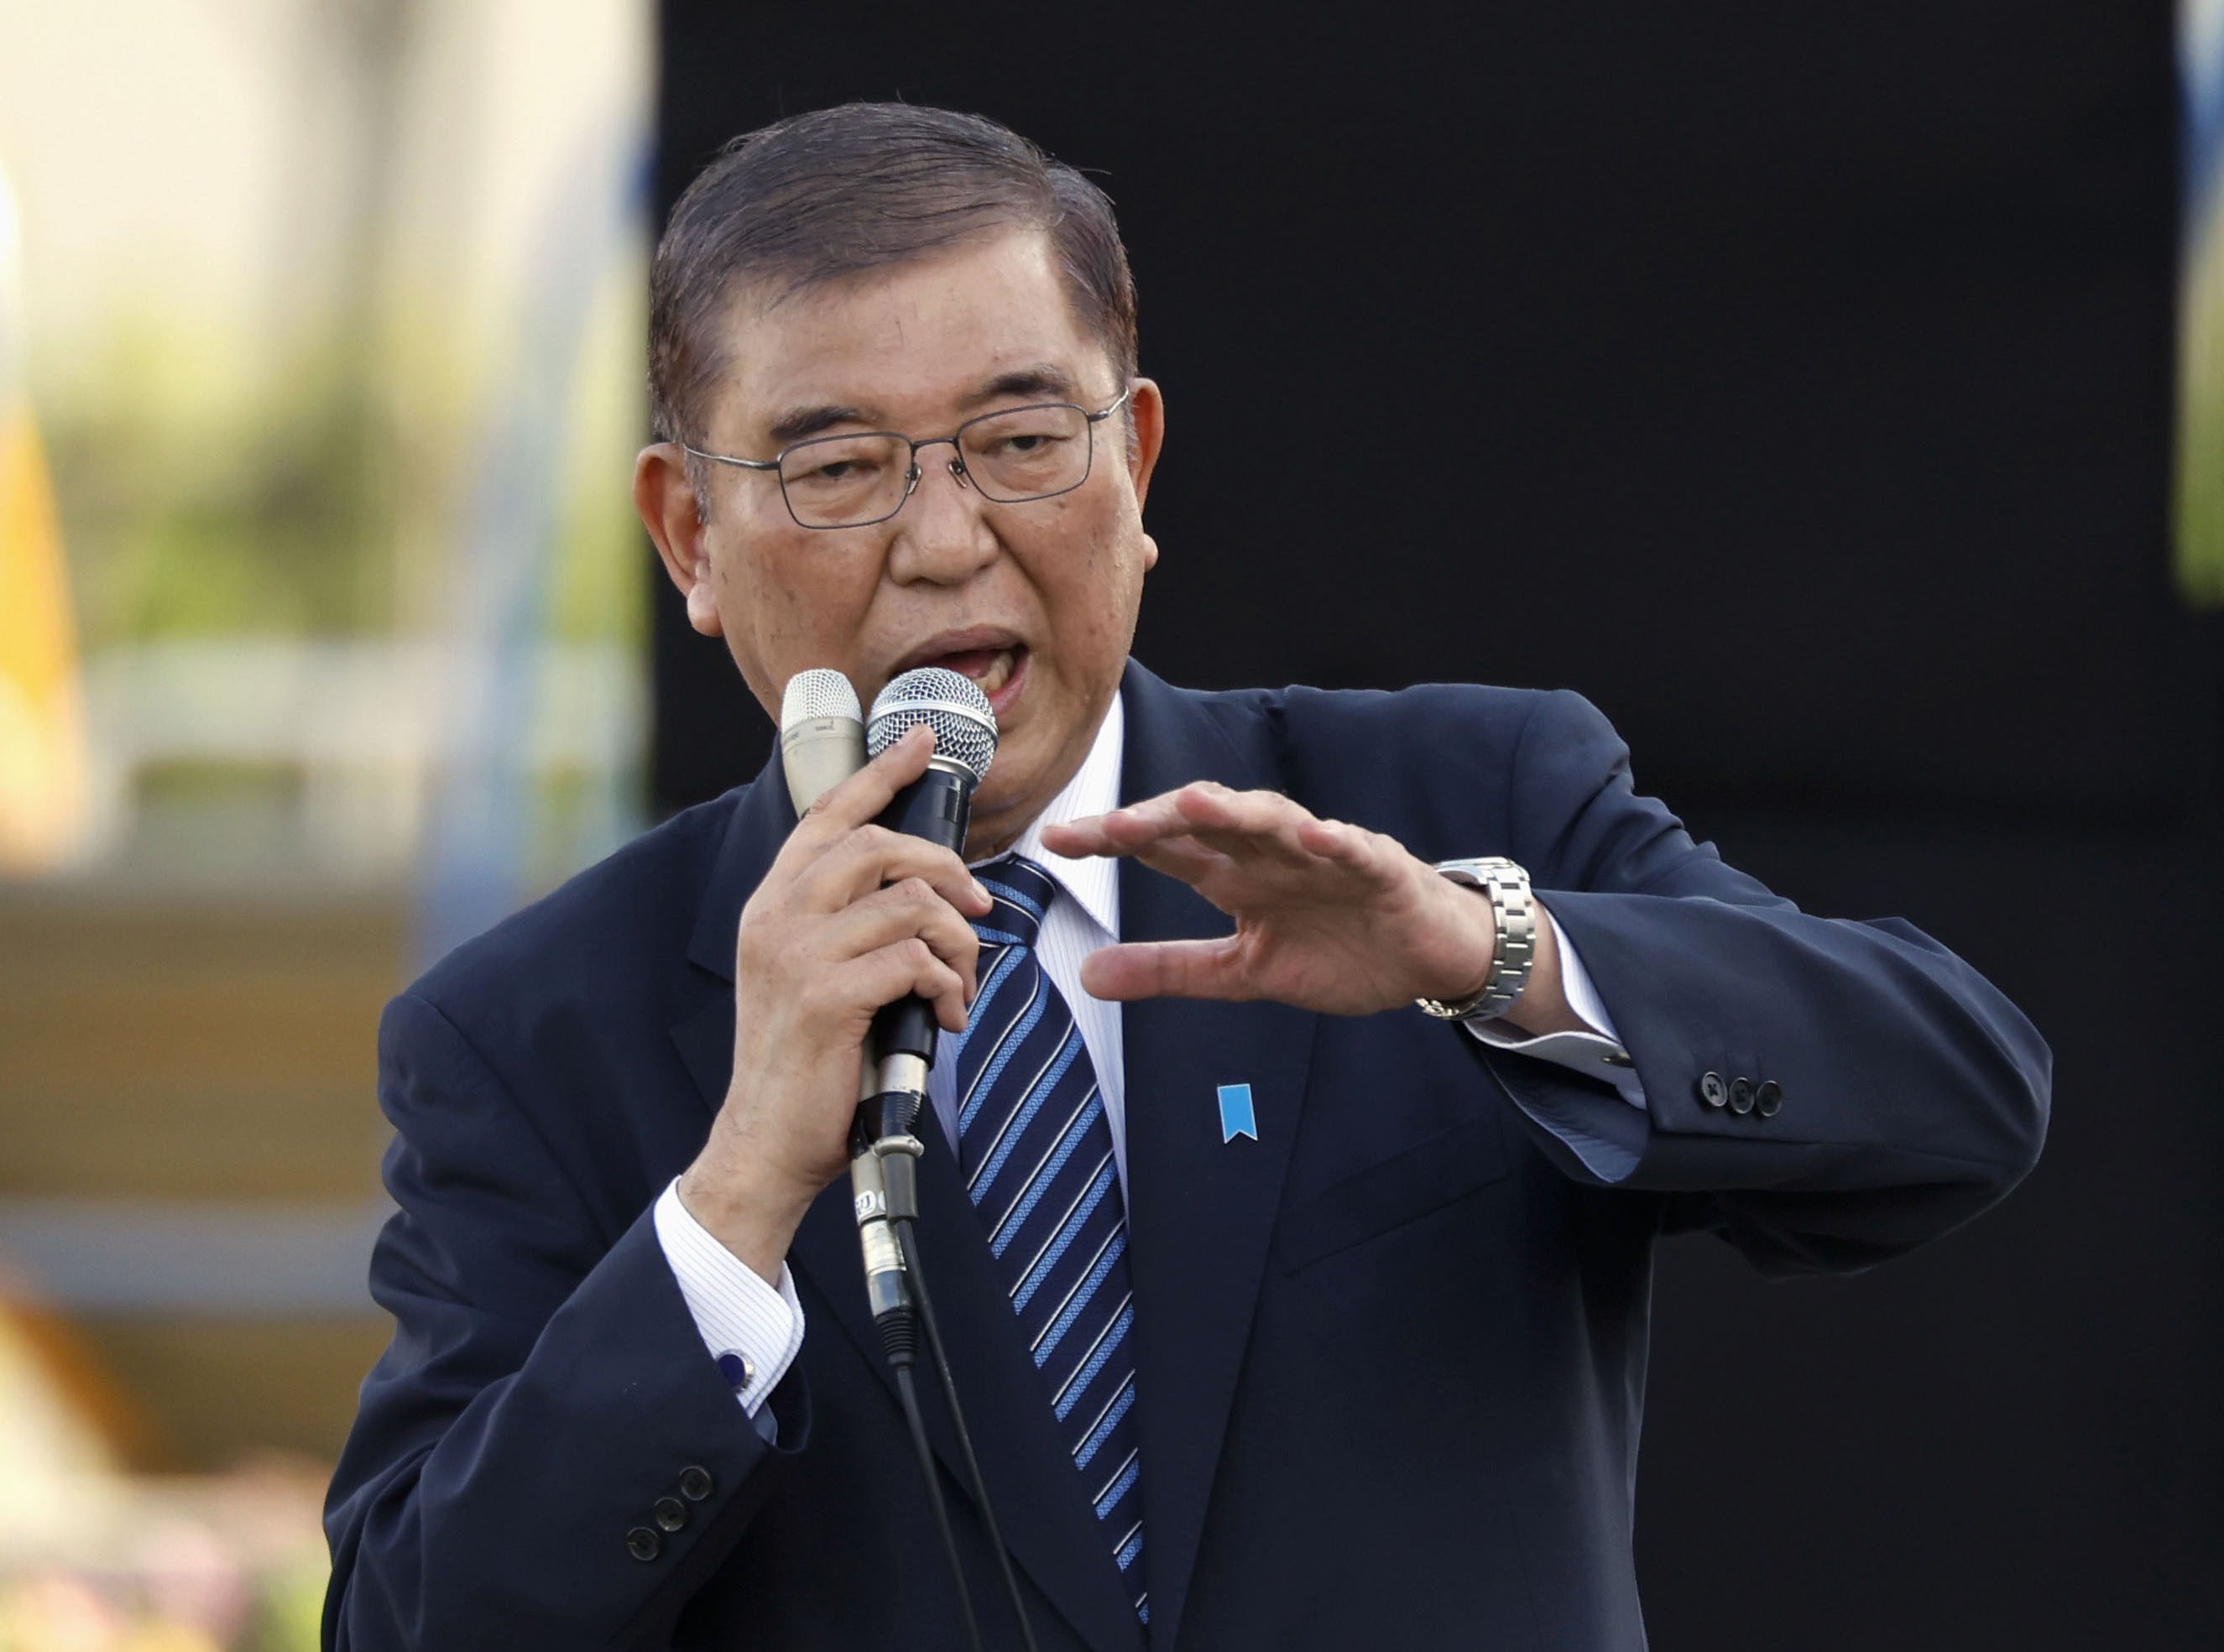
xmin=679 ymin=442 xmax=780 ymax=472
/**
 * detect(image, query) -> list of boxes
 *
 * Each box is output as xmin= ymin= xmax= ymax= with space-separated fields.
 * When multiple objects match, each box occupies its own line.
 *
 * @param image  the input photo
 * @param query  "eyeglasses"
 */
xmin=682 ymin=388 xmax=1132 ymax=530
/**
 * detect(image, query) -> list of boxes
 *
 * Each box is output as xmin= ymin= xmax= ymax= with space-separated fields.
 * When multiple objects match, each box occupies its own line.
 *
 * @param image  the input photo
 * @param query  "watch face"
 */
xmin=1440 ymin=857 xmax=1518 ymax=878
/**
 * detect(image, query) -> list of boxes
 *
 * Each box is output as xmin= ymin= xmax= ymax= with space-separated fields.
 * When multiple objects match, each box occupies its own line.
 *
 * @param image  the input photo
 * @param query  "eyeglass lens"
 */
xmin=776 ymin=403 xmax=1094 ymax=527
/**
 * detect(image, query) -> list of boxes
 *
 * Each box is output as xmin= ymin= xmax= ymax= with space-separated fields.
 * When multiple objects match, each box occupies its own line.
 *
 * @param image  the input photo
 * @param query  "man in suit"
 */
xmin=322 ymin=103 xmax=2049 ymax=1649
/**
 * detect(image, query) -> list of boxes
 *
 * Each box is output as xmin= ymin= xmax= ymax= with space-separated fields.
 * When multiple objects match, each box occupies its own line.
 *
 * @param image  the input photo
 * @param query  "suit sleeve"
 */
xmin=321 ymin=992 xmax=810 ymax=1650
xmin=1475 ymin=689 xmax=2051 ymax=1275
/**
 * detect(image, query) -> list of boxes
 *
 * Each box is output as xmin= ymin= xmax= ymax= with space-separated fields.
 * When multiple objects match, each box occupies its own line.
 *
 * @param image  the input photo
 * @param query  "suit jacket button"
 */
xmin=678 ymin=1466 xmax=715 ymax=1502
xmin=1698 ymin=1071 xmax=1728 ymax=1108
xmin=654 ymin=1496 xmax=689 ymax=1533
xmin=1754 ymin=1079 xmax=1783 ymax=1118
xmin=625 ymin=1526 xmax=662 ymax=1562
xmin=1729 ymin=1076 xmax=1756 ymax=1115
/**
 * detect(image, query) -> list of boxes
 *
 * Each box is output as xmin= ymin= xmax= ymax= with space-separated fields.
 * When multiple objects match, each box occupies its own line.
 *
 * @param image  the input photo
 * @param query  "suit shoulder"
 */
xmin=1247 ymin=682 xmax=1616 ymax=858
xmin=1272 ymin=680 xmax=1555 ymax=746
xmin=404 ymin=784 xmax=743 ymax=1024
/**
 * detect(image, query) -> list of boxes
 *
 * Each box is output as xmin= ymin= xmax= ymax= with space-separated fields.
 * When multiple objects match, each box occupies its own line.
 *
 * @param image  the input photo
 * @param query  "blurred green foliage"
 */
xmin=2180 ymin=217 xmax=2224 ymax=609
xmin=37 ymin=289 xmax=643 ymax=651
xmin=40 ymin=319 xmax=400 ymax=648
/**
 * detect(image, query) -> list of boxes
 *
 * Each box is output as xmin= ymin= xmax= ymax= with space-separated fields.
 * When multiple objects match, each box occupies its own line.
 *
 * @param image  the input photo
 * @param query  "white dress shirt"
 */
xmin=655 ymin=694 xmax=1641 ymax=1416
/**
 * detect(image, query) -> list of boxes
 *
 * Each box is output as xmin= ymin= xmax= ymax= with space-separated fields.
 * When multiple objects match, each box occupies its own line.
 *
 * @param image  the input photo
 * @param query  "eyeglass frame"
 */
xmin=679 ymin=386 xmax=1134 ymax=530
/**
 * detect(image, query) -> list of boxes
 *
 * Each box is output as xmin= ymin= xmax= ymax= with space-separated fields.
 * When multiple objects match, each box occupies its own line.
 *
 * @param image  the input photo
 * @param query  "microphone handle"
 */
xmin=851 ymin=759 xmax=974 ymax=1151
xmin=868 ymin=759 xmax=976 ymax=1067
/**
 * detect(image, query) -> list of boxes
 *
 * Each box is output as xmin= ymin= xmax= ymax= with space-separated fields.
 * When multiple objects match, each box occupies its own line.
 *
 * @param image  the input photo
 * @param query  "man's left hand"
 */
xmin=1042 ymin=782 xmax=1571 ymax=1028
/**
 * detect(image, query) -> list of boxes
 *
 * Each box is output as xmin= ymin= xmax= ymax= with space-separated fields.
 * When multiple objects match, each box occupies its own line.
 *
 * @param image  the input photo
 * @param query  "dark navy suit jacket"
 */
xmin=323 ymin=662 xmax=2049 ymax=1650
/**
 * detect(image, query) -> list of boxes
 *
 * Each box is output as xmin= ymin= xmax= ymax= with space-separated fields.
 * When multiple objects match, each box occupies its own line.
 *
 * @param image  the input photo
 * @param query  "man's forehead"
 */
xmin=709 ymin=232 xmax=1104 ymax=436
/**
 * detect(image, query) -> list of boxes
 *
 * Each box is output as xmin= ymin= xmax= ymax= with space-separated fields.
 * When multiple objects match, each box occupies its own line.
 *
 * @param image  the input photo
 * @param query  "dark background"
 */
xmin=650 ymin=3 xmax=2221 ymax=1645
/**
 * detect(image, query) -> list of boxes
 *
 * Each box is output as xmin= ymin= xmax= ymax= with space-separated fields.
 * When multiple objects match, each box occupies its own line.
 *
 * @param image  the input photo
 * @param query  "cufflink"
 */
xmin=715 ymin=1351 xmax=754 ymax=1390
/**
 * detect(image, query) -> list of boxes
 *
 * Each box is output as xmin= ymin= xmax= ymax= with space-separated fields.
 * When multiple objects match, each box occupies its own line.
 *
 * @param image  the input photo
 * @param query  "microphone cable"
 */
xmin=896 ymin=1210 xmax=1042 ymax=1652
xmin=889 ymin=1352 xmax=984 ymax=1652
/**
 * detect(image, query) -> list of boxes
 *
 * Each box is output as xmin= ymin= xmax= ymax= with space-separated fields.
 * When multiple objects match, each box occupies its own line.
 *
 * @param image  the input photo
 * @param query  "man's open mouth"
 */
xmin=929 ymin=646 xmax=1021 ymax=697
xmin=895 ymin=633 xmax=1031 ymax=711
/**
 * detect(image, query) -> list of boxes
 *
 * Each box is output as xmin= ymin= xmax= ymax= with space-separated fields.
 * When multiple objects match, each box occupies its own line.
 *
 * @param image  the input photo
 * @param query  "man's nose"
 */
xmin=886 ymin=442 xmax=999 ymax=585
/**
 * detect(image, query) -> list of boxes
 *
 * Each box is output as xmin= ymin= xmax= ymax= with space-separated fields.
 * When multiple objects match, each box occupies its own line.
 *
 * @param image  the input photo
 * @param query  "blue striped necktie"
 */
xmin=955 ymin=855 xmax=1147 ymax=1623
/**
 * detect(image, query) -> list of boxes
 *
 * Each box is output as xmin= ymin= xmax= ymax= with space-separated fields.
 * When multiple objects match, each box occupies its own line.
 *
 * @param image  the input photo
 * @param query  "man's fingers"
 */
xmin=1122 ymin=835 xmax=1229 ymax=886
xmin=799 ymin=823 xmax=993 ymax=915
xmin=1171 ymin=784 xmax=1318 ymax=864
xmin=797 ymin=723 xmax=935 ymax=837
xmin=1042 ymin=792 xmax=1192 ymax=857
xmin=1078 ymin=936 xmax=1250 ymax=1003
xmin=1294 ymin=816 xmax=1402 ymax=883
xmin=1049 ymin=784 xmax=1321 ymax=869
xmin=848 ymin=938 xmax=971 ymax=1034
xmin=827 ymin=878 xmax=982 ymax=1001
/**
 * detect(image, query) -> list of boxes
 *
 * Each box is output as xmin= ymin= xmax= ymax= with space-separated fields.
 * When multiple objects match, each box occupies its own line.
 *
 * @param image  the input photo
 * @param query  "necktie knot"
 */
xmin=974 ymin=855 xmax=1059 ymax=950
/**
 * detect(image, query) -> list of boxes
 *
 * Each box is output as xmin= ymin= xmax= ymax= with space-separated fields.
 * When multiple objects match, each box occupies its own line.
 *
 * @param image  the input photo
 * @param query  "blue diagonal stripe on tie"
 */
xmin=957 ymin=943 xmax=1028 ymax=1048
xmin=954 ymin=855 xmax=1145 ymax=1618
xmin=956 ymin=969 xmax=1044 ymax=1139
xmin=958 ymin=977 xmax=1052 ymax=1143
xmin=979 ymin=876 xmax=1046 ymax=921
xmin=1034 ymin=1228 xmax=1125 ymax=1365
xmin=988 ymin=1096 xmax=1104 ymax=1254
xmin=1073 ymin=1380 xmax=1135 ymax=1470
xmin=1012 ymin=1159 xmax=1119 ymax=1310
xmin=1116 ymin=1528 xmax=1144 ymax=1574
xmin=1094 ymin=1454 xmax=1141 ymax=1518
xmin=1053 ymin=1300 xmax=1131 ymax=1420
xmin=970 ymin=1025 xmax=1087 ymax=1202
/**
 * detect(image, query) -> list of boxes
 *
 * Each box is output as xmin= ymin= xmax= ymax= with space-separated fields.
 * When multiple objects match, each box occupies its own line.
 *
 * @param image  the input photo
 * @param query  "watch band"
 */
xmin=1414 ymin=857 xmax=1537 ymax=1022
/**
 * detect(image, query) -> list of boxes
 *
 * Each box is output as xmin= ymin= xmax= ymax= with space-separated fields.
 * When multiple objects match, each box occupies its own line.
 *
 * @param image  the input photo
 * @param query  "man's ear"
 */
xmin=634 ymin=444 xmax=723 ymax=638
xmin=1125 ymin=377 xmax=1166 ymax=513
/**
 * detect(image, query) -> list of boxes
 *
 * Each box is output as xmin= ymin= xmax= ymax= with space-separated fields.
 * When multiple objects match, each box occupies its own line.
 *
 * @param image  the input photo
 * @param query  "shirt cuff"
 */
xmin=1460 ymin=909 xmax=1647 ymax=1110
xmin=653 ymin=1177 xmax=806 ymax=1421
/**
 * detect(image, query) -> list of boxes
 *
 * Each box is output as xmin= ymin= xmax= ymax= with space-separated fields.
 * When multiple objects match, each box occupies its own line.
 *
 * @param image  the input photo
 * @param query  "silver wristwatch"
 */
xmin=1414 ymin=857 xmax=1537 ymax=1023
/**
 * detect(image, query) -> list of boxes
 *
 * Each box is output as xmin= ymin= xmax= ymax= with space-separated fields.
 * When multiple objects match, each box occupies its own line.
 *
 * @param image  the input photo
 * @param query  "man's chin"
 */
xmin=967 ymin=732 xmax=1056 ymax=856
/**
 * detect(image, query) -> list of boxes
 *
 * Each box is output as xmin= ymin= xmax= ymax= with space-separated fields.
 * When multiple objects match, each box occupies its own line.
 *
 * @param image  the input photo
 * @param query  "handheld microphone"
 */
xmin=855 ymin=666 xmax=999 ymax=1154
xmin=779 ymin=667 xmax=867 ymax=819
xmin=777 ymin=670 xmax=914 ymax=1332
xmin=782 ymin=664 xmax=1031 ymax=1652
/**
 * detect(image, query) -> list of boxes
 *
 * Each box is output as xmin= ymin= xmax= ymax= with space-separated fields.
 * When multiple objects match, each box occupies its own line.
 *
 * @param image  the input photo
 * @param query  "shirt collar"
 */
xmin=977 ymin=691 xmax=1124 ymax=938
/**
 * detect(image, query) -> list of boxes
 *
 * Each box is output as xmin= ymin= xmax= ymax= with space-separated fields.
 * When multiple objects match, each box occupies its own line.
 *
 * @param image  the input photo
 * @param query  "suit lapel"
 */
xmin=1113 ymin=664 xmax=1317 ymax=1652
xmin=667 ymin=753 xmax=1145 ymax=1652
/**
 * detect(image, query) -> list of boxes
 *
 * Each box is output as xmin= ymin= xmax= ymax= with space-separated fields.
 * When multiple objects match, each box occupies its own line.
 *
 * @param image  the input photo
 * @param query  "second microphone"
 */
xmin=856 ymin=664 xmax=1000 ymax=1152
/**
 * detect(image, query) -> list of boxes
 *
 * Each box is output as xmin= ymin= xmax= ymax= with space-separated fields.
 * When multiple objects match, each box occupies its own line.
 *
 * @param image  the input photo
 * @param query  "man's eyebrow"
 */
xmin=762 ymin=367 xmax=1083 ymax=447
xmin=765 ymin=403 xmax=874 ymax=447
xmin=968 ymin=365 xmax=1081 ymax=406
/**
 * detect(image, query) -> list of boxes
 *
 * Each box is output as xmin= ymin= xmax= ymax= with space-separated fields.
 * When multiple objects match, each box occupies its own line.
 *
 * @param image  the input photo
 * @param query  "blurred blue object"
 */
xmin=2189 ymin=0 xmax=2223 ymax=238
xmin=414 ymin=122 xmax=654 ymax=972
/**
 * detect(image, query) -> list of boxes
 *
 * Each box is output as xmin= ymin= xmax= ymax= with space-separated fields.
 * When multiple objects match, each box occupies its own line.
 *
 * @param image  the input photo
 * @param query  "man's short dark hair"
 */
xmin=648 ymin=102 xmax=1139 ymax=458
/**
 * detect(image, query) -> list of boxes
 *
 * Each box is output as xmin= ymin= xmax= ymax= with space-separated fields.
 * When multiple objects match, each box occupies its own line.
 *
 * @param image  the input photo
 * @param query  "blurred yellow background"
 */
xmin=0 ymin=3 xmax=648 ymax=1645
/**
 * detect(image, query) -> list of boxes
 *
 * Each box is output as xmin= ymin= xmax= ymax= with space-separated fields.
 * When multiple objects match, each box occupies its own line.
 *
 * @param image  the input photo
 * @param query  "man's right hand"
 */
xmin=676 ymin=724 xmax=991 ymax=1282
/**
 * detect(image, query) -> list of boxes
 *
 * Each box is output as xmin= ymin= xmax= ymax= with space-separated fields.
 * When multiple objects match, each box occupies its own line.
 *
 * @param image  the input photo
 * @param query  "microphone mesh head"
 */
xmin=780 ymin=667 xmax=863 ymax=732
xmin=866 ymin=666 xmax=998 ymax=781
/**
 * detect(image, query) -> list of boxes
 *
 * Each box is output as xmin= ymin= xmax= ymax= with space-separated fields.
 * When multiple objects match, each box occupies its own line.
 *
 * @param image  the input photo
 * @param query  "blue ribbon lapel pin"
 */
xmin=1217 ymin=1082 xmax=1259 ymax=1143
